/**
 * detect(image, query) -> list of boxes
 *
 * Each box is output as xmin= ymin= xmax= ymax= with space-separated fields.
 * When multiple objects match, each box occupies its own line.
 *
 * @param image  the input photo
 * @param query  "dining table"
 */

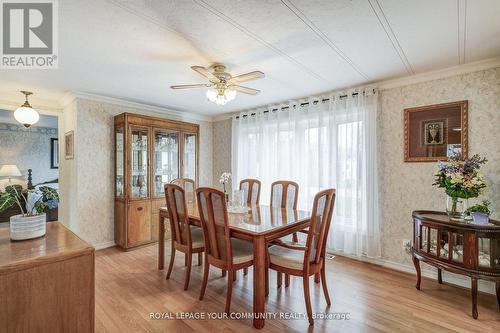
xmin=158 ymin=203 xmax=311 ymax=329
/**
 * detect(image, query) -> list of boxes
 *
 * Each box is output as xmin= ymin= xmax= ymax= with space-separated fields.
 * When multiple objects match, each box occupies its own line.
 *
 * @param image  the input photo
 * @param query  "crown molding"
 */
xmin=211 ymin=56 xmax=500 ymax=122
xmin=376 ymin=56 xmax=500 ymax=90
xmin=60 ymin=91 xmax=213 ymax=123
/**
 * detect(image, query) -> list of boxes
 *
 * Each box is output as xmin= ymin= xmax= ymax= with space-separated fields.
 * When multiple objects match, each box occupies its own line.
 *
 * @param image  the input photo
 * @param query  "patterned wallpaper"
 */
xmin=64 ymin=98 xmax=213 ymax=246
xmin=212 ymin=67 xmax=500 ymax=268
xmin=379 ymin=67 xmax=500 ymax=266
xmin=212 ymin=118 xmax=232 ymax=191
xmin=0 ymin=123 xmax=58 ymax=189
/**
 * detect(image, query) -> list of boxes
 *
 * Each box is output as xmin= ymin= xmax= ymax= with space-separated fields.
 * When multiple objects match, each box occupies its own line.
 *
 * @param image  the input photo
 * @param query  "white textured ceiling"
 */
xmin=1 ymin=0 xmax=499 ymax=115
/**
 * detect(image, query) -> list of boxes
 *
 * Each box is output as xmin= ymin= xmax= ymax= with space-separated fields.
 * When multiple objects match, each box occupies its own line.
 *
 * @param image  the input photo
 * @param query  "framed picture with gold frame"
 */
xmin=404 ymin=101 xmax=468 ymax=162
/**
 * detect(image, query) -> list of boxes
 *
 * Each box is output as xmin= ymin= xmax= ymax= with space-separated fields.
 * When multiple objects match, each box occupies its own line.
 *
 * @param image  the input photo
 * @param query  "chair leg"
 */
xmin=233 ymin=270 xmax=237 ymax=282
xmin=303 ymin=276 xmax=314 ymax=326
xmin=199 ymin=256 xmax=209 ymax=300
xmin=184 ymin=252 xmax=192 ymax=290
xmin=321 ymin=265 xmax=331 ymax=305
xmin=166 ymin=246 xmax=176 ymax=280
xmin=244 ymin=267 xmax=248 ymax=275
xmin=222 ymin=269 xmax=226 ymax=277
xmin=292 ymin=233 xmax=298 ymax=242
xmin=285 ymin=274 xmax=290 ymax=287
xmin=198 ymin=252 xmax=202 ymax=266
xmin=277 ymin=272 xmax=282 ymax=288
xmin=315 ymin=273 xmax=320 ymax=283
xmin=225 ymin=270 xmax=234 ymax=314
xmin=185 ymin=253 xmax=188 ymax=266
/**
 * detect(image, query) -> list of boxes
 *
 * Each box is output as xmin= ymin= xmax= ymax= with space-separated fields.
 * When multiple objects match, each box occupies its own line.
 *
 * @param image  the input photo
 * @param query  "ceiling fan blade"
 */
xmin=170 ymin=83 xmax=211 ymax=89
xmin=228 ymin=85 xmax=260 ymax=95
xmin=228 ymin=71 xmax=265 ymax=84
xmin=191 ymin=66 xmax=220 ymax=83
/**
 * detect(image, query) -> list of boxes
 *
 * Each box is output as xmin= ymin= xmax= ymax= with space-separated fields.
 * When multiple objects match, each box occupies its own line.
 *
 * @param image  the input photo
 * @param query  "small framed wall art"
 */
xmin=404 ymin=100 xmax=468 ymax=162
xmin=65 ymin=130 xmax=74 ymax=160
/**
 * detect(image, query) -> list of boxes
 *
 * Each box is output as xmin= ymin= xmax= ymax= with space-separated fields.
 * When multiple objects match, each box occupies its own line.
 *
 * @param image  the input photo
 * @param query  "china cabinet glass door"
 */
xmin=478 ymin=233 xmax=500 ymax=269
xmin=130 ymin=127 xmax=149 ymax=198
xmin=115 ymin=126 xmax=124 ymax=198
xmin=153 ymin=129 xmax=179 ymax=197
xmin=183 ymin=133 xmax=197 ymax=181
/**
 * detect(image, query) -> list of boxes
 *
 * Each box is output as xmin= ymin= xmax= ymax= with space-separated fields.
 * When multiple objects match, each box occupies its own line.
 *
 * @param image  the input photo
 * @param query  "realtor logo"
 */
xmin=1 ymin=0 xmax=58 ymax=69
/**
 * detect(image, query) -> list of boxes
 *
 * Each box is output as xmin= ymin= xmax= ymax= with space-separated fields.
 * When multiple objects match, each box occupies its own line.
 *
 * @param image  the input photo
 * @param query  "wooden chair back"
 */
xmin=304 ymin=189 xmax=336 ymax=266
xmin=164 ymin=184 xmax=192 ymax=247
xmin=239 ymin=179 xmax=261 ymax=206
xmin=171 ymin=178 xmax=195 ymax=202
xmin=270 ymin=180 xmax=299 ymax=209
xmin=196 ymin=187 xmax=233 ymax=267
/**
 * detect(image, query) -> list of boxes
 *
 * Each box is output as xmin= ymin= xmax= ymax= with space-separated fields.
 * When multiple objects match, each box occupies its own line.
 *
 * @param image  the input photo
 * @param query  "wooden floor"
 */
xmin=95 ymin=243 xmax=500 ymax=333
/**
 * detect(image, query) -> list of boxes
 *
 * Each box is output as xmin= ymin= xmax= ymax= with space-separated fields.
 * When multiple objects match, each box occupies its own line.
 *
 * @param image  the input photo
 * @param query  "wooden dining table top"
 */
xmin=159 ymin=204 xmax=311 ymax=236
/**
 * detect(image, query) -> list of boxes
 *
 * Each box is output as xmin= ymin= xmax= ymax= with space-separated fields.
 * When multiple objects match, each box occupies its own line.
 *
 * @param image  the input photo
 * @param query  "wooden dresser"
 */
xmin=0 ymin=222 xmax=95 ymax=332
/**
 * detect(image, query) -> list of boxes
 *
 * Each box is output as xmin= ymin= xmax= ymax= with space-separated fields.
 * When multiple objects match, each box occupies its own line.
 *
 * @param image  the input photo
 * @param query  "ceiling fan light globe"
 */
xmin=14 ymin=106 xmax=39 ymax=127
xmin=225 ymin=89 xmax=236 ymax=101
xmin=206 ymin=89 xmax=217 ymax=102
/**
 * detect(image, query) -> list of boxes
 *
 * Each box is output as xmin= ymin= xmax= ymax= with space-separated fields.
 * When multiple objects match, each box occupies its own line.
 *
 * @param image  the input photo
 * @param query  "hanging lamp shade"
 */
xmin=14 ymin=91 xmax=39 ymax=128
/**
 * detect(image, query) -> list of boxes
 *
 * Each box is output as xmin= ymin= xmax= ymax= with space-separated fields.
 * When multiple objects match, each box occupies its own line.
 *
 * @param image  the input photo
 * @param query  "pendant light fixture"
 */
xmin=14 ymin=91 xmax=39 ymax=128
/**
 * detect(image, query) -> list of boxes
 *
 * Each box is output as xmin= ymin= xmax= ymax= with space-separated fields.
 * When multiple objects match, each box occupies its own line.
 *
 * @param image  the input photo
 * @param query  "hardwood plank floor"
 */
xmin=95 ymin=243 xmax=500 ymax=332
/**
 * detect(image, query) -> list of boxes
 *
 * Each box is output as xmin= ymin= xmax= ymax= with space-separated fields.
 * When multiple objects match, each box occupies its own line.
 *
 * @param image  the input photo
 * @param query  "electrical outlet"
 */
xmin=402 ymin=239 xmax=412 ymax=254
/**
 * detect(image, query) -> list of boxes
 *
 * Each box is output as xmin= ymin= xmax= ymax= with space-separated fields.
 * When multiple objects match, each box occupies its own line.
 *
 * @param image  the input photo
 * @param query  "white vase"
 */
xmin=9 ymin=214 xmax=46 ymax=240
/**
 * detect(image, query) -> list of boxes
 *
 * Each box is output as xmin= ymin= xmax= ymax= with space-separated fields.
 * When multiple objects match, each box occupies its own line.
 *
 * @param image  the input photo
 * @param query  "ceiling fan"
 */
xmin=170 ymin=64 xmax=265 ymax=105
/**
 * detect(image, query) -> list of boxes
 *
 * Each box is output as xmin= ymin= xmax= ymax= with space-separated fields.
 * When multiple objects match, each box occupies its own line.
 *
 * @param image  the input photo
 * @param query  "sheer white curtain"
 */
xmin=231 ymin=89 xmax=380 ymax=258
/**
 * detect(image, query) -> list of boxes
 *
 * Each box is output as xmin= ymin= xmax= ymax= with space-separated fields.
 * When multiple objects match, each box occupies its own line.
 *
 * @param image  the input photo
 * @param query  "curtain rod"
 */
xmin=235 ymin=89 xmax=375 ymax=119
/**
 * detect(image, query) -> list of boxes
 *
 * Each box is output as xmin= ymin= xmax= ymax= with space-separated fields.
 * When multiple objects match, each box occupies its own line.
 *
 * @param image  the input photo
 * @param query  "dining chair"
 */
xmin=164 ymin=184 xmax=205 ymax=290
xmin=267 ymin=189 xmax=336 ymax=326
xmin=171 ymin=178 xmax=196 ymax=203
xmin=270 ymin=180 xmax=299 ymax=286
xmin=196 ymin=187 xmax=254 ymax=314
xmin=239 ymin=179 xmax=261 ymax=206
xmin=239 ymin=178 xmax=261 ymax=277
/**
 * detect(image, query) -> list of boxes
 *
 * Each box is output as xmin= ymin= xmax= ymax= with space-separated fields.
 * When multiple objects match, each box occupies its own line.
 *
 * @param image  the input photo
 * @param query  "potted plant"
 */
xmin=466 ymin=200 xmax=492 ymax=225
xmin=0 ymin=185 xmax=59 ymax=240
xmin=219 ymin=172 xmax=231 ymax=202
xmin=433 ymin=154 xmax=487 ymax=219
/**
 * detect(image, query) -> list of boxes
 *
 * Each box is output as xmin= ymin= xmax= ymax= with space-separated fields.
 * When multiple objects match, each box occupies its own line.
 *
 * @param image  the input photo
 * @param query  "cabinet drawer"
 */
xmin=151 ymin=198 xmax=165 ymax=212
xmin=151 ymin=212 xmax=159 ymax=241
xmin=127 ymin=200 xmax=152 ymax=246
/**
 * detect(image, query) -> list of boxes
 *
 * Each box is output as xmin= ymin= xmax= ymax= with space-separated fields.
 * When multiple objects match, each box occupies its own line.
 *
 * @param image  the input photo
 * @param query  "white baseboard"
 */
xmin=329 ymin=251 xmax=496 ymax=295
xmin=94 ymin=241 xmax=116 ymax=250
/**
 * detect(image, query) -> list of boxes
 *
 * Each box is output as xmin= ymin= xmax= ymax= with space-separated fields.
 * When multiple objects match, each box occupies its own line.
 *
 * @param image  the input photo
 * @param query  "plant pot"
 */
xmin=471 ymin=212 xmax=489 ymax=225
xmin=446 ymin=196 xmax=468 ymax=220
xmin=9 ymin=213 xmax=46 ymax=241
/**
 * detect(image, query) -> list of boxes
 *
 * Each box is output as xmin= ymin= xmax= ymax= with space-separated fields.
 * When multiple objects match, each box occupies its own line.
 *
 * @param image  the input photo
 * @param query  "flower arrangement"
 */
xmin=219 ymin=172 xmax=231 ymax=202
xmin=433 ymin=154 xmax=487 ymax=218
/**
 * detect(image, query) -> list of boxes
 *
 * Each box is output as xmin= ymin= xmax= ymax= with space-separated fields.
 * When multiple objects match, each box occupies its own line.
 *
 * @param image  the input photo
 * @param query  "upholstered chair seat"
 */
xmin=189 ymin=226 xmax=205 ymax=249
xmin=231 ymin=239 xmax=254 ymax=264
xmin=268 ymin=242 xmax=306 ymax=270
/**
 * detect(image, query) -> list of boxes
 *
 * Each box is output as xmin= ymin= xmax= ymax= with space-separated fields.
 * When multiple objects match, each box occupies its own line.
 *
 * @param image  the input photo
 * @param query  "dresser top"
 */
xmin=0 ymin=222 xmax=94 ymax=274
xmin=412 ymin=210 xmax=500 ymax=231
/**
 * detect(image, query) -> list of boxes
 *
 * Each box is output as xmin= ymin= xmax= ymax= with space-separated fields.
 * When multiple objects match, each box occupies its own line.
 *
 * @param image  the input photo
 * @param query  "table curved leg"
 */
xmin=496 ymin=282 xmax=500 ymax=309
xmin=472 ymin=277 xmax=478 ymax=319
xmin=412 ymin=254 xmax=421 ymax=290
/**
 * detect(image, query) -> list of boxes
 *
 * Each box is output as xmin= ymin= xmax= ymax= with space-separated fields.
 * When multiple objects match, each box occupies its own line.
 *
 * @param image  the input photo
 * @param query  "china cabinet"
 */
xmin=411 ymin=211 xmax=500 ymax=319
xmin=114 ymin=113 xmax=199 ymax=249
